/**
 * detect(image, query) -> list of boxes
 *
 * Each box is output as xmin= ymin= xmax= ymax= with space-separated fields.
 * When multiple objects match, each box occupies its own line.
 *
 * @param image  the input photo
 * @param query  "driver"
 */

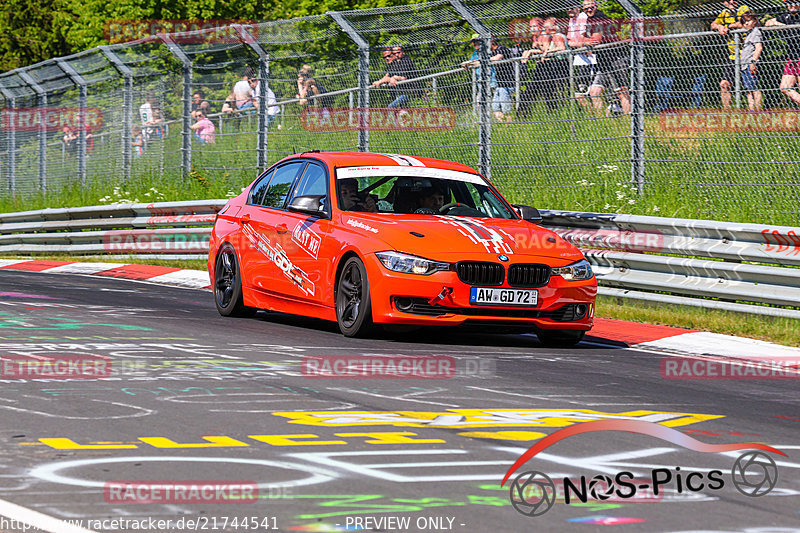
xmin=339 ymin=178 xmax=378 ymax=212
xmin=415 ymin=182 xmax=448 ymax=213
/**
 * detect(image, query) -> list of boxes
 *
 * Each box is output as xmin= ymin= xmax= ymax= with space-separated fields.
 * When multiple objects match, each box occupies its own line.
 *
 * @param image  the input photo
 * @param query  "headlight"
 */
xmin=552 ymin=259 xmax=593 ymax=281
xmin=375 ymin=251 xmax=450 ymax=275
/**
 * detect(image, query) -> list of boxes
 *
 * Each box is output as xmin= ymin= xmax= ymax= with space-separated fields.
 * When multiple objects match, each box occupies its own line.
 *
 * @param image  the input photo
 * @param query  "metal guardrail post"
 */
xmin=15 ymin=70 xmax=47 ymax=192
xmin=235 ymin=25 xmax=270 ymax=171
xmin=329 ymin=11 xmax=370 ymax=152
xmin=56 ymin=60 xmax=88 ymax=187
xmin=100 ymin=46 xmax=134 ymax=183
xmin=159 ymin=35 xmax=193 ymax=180
xmin=0 ymin=83 xmax=15 ymax=194
xmin=617 ymin=0 xmax=645 ymax=195
xmin=449 ymin=0 xmax=491 ymax=179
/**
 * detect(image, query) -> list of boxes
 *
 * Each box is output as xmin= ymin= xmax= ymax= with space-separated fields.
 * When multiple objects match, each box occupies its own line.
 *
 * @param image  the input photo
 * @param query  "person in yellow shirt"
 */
xmin=711 ymin=0 xmax=751 ymax=109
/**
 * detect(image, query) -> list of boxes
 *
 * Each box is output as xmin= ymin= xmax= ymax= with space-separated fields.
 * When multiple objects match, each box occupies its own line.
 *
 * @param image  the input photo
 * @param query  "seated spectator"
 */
xmin=62 ymin=125 xmax=77 ymax=156
xmin=139 ymin=92 xmax=165 ymax=141
xmin=132 ymin=125 xmax=144 ymax=157
xmin=190 ymin=111 xmax=216 ymax=144
xmin=191 ymin=90 xmax=211 ymax=119
xmin=233 ymin=69 xmax=257 ymax=113
xmin=296 ymin=65 xmax=335 ymax=109
xmin=221 ymin=92 xmax=240 ymax=116
xmin=740 ymin=12 xmax=764 ymax=111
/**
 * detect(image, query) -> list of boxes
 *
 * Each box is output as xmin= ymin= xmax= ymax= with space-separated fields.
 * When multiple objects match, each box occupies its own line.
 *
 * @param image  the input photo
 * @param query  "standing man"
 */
xmin=567 ymin=3 xmax=596 ymax=108
xmin=711 ymin=0 xmax=751 ymax=109
xmin=584 ymin=0 xmax=630 ymax=114
xmin=489 ymin=38 xmax=517 ymax=122
xmin=766 ymin=0 xmax=800 ymax=106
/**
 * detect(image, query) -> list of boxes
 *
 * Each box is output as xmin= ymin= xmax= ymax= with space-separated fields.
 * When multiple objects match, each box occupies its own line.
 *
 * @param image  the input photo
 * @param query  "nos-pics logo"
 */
xmin=501 ymin=420 xmax=783 ymax=517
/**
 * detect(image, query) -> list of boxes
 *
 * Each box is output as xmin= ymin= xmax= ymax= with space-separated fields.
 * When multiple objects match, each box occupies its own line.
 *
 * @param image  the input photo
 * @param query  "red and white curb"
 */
xmin=2 ymin=259 xmax=799 ymax=361
xmin=0 ymin=259 xmax=210 ymax=290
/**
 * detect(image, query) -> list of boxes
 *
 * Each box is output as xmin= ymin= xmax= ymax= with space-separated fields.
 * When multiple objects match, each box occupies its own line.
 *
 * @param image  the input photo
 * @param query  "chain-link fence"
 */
xmin=1 ymin=0 xmax=798 ymax=225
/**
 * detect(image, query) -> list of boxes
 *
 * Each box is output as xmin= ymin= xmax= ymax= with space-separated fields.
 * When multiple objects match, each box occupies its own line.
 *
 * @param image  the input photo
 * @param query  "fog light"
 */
xmin=395 ymin=297 xmax=413 ymax=311
xmin=575 ymin=304 xmax=587 ymax=319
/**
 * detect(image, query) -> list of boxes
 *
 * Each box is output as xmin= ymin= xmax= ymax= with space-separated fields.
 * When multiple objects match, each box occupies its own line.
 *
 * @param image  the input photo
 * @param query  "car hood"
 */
xmin=338 ymin=213 xmax=585 ymax=264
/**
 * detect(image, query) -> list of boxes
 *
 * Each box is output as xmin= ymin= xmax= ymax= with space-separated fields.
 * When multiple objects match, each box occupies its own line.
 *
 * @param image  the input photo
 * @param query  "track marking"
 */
xmin=0 ymin=496 xmax=97 ymax=532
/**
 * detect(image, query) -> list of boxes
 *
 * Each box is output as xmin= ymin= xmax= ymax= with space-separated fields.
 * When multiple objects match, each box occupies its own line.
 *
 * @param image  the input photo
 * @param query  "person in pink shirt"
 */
xmin=191 ymin=111 xmax=216 ymax=144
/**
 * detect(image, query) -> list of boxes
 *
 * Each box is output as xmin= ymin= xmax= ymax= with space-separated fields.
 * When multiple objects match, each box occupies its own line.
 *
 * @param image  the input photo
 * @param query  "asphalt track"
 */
xmin=0 ymin=270 xmax=798 ymax=533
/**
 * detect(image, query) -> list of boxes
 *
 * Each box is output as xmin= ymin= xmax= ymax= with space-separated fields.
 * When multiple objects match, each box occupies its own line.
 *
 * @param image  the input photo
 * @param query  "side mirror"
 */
xmin=288 ymin=195 xmax=327 ymax=217
xmin=513 ymin=204 xmax=543 ymax=224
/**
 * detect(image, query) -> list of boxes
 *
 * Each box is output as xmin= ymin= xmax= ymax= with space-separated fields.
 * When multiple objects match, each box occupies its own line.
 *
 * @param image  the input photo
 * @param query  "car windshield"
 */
xmin=335 ymin=166 xmax=516 ymax=219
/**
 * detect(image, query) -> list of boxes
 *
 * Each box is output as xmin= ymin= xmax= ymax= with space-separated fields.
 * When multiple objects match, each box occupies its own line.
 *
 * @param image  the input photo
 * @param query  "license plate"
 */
xmin=470 ymin=287 xmax=538 ymax=306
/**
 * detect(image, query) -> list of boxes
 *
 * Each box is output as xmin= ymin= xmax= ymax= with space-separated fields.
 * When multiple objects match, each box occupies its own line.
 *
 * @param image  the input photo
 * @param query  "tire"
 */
xmin=214 ymin=243 xmax=256 ymax=317
xmin=536 ymin=329 xmax=585 ymax=348
xmin=336 ymin=256 xmax=374 ymax=337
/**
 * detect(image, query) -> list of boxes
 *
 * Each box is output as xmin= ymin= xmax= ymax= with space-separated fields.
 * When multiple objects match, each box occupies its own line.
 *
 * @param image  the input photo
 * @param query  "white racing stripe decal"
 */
xmin=377 ymin=153 xmax=426 ymax=167
xmin=441 ymin=216 xmax=515 ymax=254
xmin=336 ymin=166 xmax=485 ymax=185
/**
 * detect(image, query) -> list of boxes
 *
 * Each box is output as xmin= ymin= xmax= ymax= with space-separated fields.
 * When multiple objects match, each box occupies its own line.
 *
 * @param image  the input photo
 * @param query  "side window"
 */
xmin=259 ymin=162 xmax=305 ymax=209
xmin=289 ymin=163 xmax=328 ymax=208
xmin=248 ymin=170 xmax=274 ymax=206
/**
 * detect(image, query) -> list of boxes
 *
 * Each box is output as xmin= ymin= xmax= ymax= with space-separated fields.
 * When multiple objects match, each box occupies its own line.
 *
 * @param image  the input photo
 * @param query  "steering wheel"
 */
xmin=439 ymin=202 xmax=461 ymax=214
xmin=413 ymin=207 xmax=438 ymax=215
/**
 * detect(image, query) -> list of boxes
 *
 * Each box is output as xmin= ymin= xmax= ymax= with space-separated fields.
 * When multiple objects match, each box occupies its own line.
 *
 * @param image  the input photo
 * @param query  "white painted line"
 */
xmin=44 ymin=262 xmax=122 ymax=274
xmin=640 ymin=331 xmax=800 ymax=360
xmin=0 ymin=496 xmax=97 ymax=533
xmin=146 ymin=269 xmax=210 ymax=288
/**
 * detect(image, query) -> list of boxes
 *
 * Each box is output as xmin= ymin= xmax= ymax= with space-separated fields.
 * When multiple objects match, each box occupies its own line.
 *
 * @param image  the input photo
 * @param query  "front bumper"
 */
xmin=364 ymin=254 xmax=596 ymax=330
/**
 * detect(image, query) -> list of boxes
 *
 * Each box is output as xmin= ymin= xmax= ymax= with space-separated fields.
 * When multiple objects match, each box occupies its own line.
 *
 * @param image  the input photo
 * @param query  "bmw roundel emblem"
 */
xmin=498 ymin=255 xmax=509 ymax=262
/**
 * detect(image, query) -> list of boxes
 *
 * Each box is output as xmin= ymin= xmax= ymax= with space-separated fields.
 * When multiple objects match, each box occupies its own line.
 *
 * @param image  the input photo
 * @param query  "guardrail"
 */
xmin=0 ymin=200 xmax=225 ymax=259
xmin=1 ymin=201 xmax=798 ymax=319
xmin=541 ymin=210 xmax=800 ymax=319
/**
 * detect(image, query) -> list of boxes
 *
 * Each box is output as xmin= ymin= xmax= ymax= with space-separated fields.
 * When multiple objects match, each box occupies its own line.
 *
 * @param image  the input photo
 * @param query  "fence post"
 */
xmin=514 ymin=62 xmax=521 ymax=111
xmin=329 ymin=11 xmax=370 ymax=152
xmin=0 ymin=84 xmax=15 ymax=194
xmin=618 ymin=0 xmax=645 ymax=195
xmin=56 ymin=60 xmax=88 ymax=187
xmin=734 ymin=32 xmax=742 ymax=109
xmin=100 ymin=46 xmax=134 ymax=183
xmin=16 ymin=70 xmax=47 ymax=193
xmin=448 ymin=0 xmax=492 ymax=179
xmin=236 ymin=25 xmax=270 ymax=171
xmin=160 ymin=35 xmax=193 ymax=179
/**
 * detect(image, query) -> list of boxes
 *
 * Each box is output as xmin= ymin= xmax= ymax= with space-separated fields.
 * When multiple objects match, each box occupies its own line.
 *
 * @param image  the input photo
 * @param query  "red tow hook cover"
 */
xmin=427 ymin=286 xmax=453 ymax=306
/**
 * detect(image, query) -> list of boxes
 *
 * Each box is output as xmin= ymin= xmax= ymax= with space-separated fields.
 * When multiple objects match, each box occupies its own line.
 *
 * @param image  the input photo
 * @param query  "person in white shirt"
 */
xmin=567 ymin=3 xmax=596 ymax=108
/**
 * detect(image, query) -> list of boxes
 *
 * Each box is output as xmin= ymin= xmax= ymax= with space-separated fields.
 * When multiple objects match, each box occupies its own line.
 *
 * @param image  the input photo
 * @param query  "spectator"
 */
xmin=221 ymin=92 xmax=240 ymax=117
xmin=461 ymin=34 xmax=499 ymax=92
xmin=372 ymin=45 xmax=422 ymax=108
xmin=522 ymin=17 xmax=567 ymax=112
xmin=61 ymin=125 xmax=77 ymax=157
xmin=566 ymin=3 xmax=596 ymax=108
xmin=191 ymin=90 xmax=211 ymax=119
xmin=132 ymin=125 xmax=144 ymax=157
xmin=190 ymin=111 xmax=216 ymax=144
xmin=489 ymin=38 xmax=517 ymax=122
xmin=711 ymin=0 xmax=751 ymax=110
xmin=233 ymin=69 xmax=257 ymax=113
xmin=740 ymin=12 xmax=764 ymax=111
xmin=139 ymin=92 xmax=164 ymax=141
xmin=296 ymin=65 xmax=334 ymax=109
xmin=584 ymin=0 xmax=631 ymax=114
xmin=765 ymin=0 xmax=800 ymax=106
xmin=249 ymin=77 xmax=282 ymax=126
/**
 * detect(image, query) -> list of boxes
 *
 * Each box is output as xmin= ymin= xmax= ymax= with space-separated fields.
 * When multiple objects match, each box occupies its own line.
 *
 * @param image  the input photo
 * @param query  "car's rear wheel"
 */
xmin=536 ymin=329 xmax=585 ymax=347
xmin=336 ymin=257 xmax=374 ymax=337
xmin=214 ymin=243 xmax=256 ymax=317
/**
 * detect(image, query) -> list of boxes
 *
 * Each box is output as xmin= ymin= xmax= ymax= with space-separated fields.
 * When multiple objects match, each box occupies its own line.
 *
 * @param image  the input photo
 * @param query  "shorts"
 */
xmin=590 ymin=56 xmax=628 ymax=93
xmin=721 ymin=60 xmax=736 ymax=85
xmin=783 ymin=58 xmax=800 ymax=77
xmin=492 ymin=87 xmax=514 ymax=114
xmin=741 ymin=68 xmax=758 ymax=92
xmin=574 ymin=64 xmax=595 ymax=95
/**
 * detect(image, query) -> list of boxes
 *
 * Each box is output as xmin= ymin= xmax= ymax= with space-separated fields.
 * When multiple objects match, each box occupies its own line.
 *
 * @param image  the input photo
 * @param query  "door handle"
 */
xmin=276 ymin=224 xmax=289 ymax=234
xmin=240 ymin=213 xmax=251 ymax=225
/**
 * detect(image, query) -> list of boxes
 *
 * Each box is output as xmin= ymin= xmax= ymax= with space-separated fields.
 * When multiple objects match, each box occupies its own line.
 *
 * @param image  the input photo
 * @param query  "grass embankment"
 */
xmin=6 ymin=254 xmax=799 ymax=347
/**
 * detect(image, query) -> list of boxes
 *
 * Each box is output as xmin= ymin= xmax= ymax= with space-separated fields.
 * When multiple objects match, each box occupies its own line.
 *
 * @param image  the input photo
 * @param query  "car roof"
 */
xmin=282 ymin=151 xmax=481 ymax=175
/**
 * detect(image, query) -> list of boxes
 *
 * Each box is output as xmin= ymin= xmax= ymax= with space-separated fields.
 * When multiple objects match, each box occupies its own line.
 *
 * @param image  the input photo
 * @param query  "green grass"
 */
xmin=2 ymin=103 xmax=799 ymax=225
